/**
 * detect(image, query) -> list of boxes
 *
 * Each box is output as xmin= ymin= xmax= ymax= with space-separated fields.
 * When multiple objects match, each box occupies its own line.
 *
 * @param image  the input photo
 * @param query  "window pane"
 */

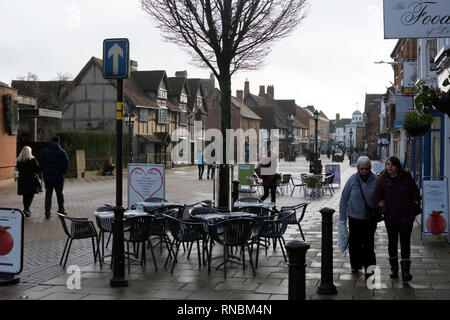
xmin=432 ymin=116 xmax=441 ymax=130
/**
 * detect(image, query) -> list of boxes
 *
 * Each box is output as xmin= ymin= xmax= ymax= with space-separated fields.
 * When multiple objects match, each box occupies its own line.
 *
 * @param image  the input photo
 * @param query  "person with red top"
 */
xmin=373 ymin=156 xmax=421 ymax=282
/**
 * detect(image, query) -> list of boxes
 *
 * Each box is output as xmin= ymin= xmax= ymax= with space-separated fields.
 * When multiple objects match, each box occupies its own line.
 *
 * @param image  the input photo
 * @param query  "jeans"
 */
xmin=385 ymin=222 xmax=414 ymax=259
xmin=348 ymin=217 xmax=377 ymax=269
xmin=22 ymin=194 xmax=35 ymax=212
xmin=207 ymin=165 xmax=215 ymax=179
xmin=261 ymin=186 xmax=276 ymax=203
xmin=198 ymin=165 xmax=204 ymax=179
xmin=45 ymin=181 xmax=65 ymax=215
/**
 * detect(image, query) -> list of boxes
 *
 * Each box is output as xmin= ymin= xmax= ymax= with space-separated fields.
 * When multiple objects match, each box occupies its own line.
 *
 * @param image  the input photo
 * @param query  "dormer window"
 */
xmin=158 ymin=89 xmax=168 ymax=100
xmin=157 ymin=107 xmax=168 ymax=124
xmin=180 ymin=94 xmax=188 ymax=104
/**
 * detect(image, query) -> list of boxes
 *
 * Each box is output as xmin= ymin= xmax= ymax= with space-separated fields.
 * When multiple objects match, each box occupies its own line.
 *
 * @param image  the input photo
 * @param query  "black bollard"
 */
xmin=286 ymin=240 xmax=310 ymax=300
xmin=110 ymin=206 xmax=128 ymax=287
xmin=317 ymin=207 xmax=337 ymax=295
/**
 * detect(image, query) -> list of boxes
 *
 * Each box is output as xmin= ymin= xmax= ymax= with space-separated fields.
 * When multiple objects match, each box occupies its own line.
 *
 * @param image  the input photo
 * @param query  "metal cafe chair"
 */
xmin=290 ymin=176 xmax=305 ymax=197
xmin=235 ymin=197 xmax=263 ymax=203
xmin=57 ymin=213 xmax=101 ymax=269
xmin=124 ymin=215 xmax=156 ymax=273
xmin=94 ymin=205 xmax=115 ymax=259
xmin=278 ymin=174 xmax=292 ymax=196
xmin=208 ymin=217 xmax=256 ymax=279
xmin=279 ymin=201 xmax=310 ymax=241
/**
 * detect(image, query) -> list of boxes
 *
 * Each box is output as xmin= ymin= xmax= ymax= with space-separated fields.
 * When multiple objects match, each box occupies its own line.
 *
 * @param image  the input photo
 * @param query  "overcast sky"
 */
xmin=0 ymin=0 xmax=397 ymax=119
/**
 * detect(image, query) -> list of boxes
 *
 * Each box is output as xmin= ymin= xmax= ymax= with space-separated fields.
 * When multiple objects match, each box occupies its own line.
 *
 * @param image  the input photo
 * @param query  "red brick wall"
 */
xmin=0 ymin=86 xmax=18 ymax=184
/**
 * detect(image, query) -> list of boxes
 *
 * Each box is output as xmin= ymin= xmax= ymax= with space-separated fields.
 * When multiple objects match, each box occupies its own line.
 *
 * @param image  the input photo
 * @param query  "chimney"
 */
xmin=175 ymin=70 xmax=188 ymax=78
xmin=336 ymin=113 xmax=340 ymax=121
xmin=267 ymin=85 xmax=274 ymax=98
xmin=259 ymin=85 xmax=265 ymax=96
xmin=130 ymin=60 xmax=138 ymax=72
xmin=236 ymin=90 xmax=244 ymax=103
xmin=210 ymin=73 xmax=215 ymax=88
xmin=244 ymin=79 xmax=250 ymax=96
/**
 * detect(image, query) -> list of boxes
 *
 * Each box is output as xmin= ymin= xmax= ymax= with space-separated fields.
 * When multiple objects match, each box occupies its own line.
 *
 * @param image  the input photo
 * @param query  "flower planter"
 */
xmin=432 ymin=93 xmax=450 ymax=117
xmin=405 ymin=123 xmax=431 ymax=137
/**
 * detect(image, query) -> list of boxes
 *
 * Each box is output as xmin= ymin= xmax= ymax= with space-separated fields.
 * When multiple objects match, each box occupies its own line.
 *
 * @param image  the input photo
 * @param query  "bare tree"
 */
xmin=141 ymin=0 xmax=309 ymax=205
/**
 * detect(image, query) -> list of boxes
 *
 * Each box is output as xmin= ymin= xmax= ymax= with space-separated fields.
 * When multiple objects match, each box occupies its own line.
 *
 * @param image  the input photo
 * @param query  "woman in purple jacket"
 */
xmin=373 ymin=156 xmax=421 ymax=282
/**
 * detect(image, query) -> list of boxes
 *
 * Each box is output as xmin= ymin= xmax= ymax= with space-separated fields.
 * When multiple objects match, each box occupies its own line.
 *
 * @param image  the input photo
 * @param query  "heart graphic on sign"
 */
xmin=129 ymin=167 xmax=164 ymax=200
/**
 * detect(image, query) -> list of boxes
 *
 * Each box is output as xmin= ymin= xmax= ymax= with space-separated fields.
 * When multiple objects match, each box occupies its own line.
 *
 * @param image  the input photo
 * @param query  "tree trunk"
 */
xmin=217 ymin=74 xmax=232 ymax=208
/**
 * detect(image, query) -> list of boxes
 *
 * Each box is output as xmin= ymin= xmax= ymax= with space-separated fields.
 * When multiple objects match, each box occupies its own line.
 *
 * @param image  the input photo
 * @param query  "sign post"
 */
xmin=103 ymin=38 xmax=129 ymax=287
xmin=0 ymin=208 xmax=24 ymax=286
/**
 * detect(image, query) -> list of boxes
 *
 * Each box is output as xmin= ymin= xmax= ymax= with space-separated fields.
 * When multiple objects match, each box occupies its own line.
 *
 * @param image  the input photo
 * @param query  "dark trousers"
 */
xmin=23 ymin=194 xmax=35 ymax=211
xmin=385 ymin=222 xmax=414 ymax=260
xmin=207 ymin=165 xmax=215 ymax=179
xmin=198 ymin=165 xmax=204 ymax=179
xmin=261 ymin=186 xmax=276 ymax=203
xmin=348 ymin=217 xmax=377 ymax=270
xmin=45 ymin=181 xmax=65 ymax=215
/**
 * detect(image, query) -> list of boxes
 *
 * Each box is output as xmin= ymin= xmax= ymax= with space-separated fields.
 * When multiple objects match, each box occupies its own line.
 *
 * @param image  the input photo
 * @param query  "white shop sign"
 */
xmin=384 ymin=0 xmax=450 ymax=39
xmin=0 ymin=208 xmax=24 ymax=274
xmin=127 ymin=164 xmax=165 ymax=209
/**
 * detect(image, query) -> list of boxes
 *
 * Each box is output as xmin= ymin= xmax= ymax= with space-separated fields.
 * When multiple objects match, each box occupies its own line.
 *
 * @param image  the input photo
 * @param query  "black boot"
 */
xmin=400 ymin=259 xmax=413 ymax=282
xmin=388 ymin=257 xmax=399 ymax=279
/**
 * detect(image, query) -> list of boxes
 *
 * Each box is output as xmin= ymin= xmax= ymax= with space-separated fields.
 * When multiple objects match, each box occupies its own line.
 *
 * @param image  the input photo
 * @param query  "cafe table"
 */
xmin=232 ymin=202 xmax=276 ymax=211
xmin=135 ymin=201 xmax=185 ymax=213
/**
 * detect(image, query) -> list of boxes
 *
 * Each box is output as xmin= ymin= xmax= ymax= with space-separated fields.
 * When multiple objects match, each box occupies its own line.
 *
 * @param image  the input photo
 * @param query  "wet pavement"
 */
xmin=0 ymin=156 xmax=449 ymax=300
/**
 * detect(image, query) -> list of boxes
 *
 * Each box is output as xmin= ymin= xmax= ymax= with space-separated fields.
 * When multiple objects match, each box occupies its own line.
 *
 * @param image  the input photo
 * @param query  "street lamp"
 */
xmin=349 ymin=128 xmax=353 ymax=165
xmin=287 ymin=115 xmax=295 ymax=162
xmin=124 ymin=111 xmax=136 ymax=163
xmin=309 ymin=110 xmax=322 ymax=174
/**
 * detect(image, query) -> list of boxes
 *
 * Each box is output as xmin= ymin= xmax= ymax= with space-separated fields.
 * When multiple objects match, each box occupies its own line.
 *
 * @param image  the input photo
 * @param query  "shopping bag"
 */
xmin=338 ymin=220 xmax=349 ymax=253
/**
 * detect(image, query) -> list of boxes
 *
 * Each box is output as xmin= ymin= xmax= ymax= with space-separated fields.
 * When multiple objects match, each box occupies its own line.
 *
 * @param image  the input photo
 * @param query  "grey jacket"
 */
xmin=339 ymin=172 xmax=378 ymax=222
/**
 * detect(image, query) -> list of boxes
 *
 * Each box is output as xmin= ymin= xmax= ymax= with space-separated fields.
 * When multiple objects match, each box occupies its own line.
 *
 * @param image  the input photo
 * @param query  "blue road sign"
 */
xmin=103 ymin=38 xmax=129 ymax=79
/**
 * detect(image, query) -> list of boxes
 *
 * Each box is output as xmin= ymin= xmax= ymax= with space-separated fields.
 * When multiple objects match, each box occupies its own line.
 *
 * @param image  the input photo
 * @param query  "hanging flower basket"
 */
xmin=404 ymin=123 xmax=431 ymax=137
xmin=432 ymin=92 xmax=450 ymax=117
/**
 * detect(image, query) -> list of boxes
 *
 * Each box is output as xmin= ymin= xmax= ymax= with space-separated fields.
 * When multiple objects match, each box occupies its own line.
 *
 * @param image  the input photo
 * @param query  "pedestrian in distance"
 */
xmin=339 ymin=156 xmax=379 ymax=278
xmin=16 ymin=146 xmax=42 ymax=217
xmin=373 ymin=156 xmax=421 ymax=282
xmin=197 ymin=151 xmax=205 ymax=180
xmin=255 ymin=150 xmax=279 ymax=203
xmin=206 ymin=149 xmax=216 ymax=180
xmin=39 ymin=136 xmax=69 ymax=219
xmin=102 ymin=156 xmax=115 ymax=176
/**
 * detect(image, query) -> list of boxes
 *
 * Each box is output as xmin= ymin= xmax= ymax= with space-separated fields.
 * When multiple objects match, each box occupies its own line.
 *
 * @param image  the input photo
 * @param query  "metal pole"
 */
xmin=286 ymin=240 xmax=310 ymax=300
xmin=110 ymin=79 xmax=128 ymax=287
xmin=315 ymin=119 xmax=318 ymax=161
xmin=317 ymin=207 xmax=337 ymax=295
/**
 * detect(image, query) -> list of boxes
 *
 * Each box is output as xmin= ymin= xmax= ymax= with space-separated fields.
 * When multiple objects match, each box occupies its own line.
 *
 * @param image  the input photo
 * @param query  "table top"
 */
xmin=233 ymin=202 xmax=276 ymax=209
xmin=192 ymin=211 xmax=257 ymax=222
xmin=94 ymin=209 xmax=148 ymax=219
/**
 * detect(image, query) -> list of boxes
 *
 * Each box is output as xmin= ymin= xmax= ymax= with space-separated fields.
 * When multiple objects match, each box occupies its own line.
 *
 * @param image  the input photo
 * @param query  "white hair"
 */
xmin=17 ymin=146 xmax=34 ymax=162
xmin=356 ymin=156 xmax=372 ymax=169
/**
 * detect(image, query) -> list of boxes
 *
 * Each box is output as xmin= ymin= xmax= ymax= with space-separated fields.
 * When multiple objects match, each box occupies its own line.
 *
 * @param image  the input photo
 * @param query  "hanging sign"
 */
xmin=128 ymin=164 xmax=165 ymax=209
xmin=422 ymin=178 xmax=449 ymax=241
xmin=384 ymin=0 xmax=450 ymax=39
xmin=0 ymin=208 xmax=24 ymax=278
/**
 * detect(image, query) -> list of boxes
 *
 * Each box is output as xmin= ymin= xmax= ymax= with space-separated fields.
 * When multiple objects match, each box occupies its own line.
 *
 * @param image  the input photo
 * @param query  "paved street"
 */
xmin=0 ymin=156 xmax=449 ymax=300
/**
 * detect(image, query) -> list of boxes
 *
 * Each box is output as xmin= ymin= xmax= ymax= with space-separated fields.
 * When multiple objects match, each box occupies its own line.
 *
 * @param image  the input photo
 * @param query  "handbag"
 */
xmin=338 ymin=221 xmax=349 ymax=253
xmin=35 ymin=174 xmax=43 ymax=192
xmin=357 ymin=179 xmax=383 ymax=223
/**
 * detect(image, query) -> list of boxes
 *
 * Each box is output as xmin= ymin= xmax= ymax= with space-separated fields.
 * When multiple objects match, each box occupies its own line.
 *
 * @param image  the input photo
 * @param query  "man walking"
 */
xmin=39 ymin=136 xmax=69 ymax=219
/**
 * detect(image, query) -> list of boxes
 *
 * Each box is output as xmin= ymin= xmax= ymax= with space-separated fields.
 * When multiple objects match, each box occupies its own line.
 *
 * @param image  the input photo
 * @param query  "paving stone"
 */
xmin=187 ymin=291 xmax=232 ymax=300
xmin=148 ymin=289 xmax=194 ymax=300
xmin=40 ymin=293 xmax=88 ymax=300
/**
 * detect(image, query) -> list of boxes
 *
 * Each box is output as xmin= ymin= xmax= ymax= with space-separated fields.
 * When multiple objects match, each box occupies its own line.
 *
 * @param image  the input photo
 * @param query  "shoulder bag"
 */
xmin=357 ymin=179 xmax=383 ymax=223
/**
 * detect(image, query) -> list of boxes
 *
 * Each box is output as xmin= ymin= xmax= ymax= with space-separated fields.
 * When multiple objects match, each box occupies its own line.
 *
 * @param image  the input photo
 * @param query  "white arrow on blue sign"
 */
xmin=103 ymin=38 xmax=129 ymax=79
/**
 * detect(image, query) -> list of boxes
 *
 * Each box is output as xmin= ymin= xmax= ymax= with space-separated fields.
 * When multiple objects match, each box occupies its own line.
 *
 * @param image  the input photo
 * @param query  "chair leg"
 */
xmin=197 ymin=240 xmax=201 ymax=269
xmin=247 ymin=245 xmax=256 ymax=276
xmin=223 ymin=245 xmax=227 ymax=280
xmin=298 ymin=222 xmax=306 ymax=241
xmin=91 ymin=237 xmax=97 ymax=263
xmin=106 ymin=232 xmax=112 ymax=248
xmin=256 ymin=238 xmax=260 ymax=269
xmin=279 ymin=237 xmax=287 ymax=262
xmin=171 ymin=241 xmax=181 ymax=274
xmin=208 ymin=237 xmax=213 ymax=273
xmin=60 ymin=237 xmax=70 ymax=266
xmin=147 ymin=238 xmax=158 ymax=272
xmin=127 ymin=241 xmax=131 ymax=274
xmin=242 ymin=245 xmax=245 ymax=271
xmin=187 ymin=242 xmax=194 ymax=260
xmin=63 ymin=239 xmax=73 ymax=268
xmin=164 ymin=234 xmax=174 ymax=260
xmin=164 ymin=238 xmax=176 ymax=269
xmin=95 ymin=236 xmax=102 ymax=268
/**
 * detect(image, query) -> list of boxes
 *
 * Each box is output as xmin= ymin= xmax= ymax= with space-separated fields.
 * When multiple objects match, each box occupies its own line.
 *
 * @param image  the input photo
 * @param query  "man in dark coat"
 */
xmin=39 ymin=136 xmax=69 ymax=219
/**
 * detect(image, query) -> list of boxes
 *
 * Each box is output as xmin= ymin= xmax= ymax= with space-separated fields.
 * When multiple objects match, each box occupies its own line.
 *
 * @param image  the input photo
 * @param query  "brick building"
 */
xmin=364 ymin=94 xmax=383 ymax=158
xmin=0 ymin=82 xmax=18 ymax=184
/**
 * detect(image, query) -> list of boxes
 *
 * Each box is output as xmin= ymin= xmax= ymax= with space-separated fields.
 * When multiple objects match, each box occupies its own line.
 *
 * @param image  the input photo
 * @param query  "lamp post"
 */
xmin=124 ymin=112 xmax=136 ymax=163
xmin=287 ymin=115 xmax=294 ymax=162
xmin=349 ymin=128 xmax=353 ymax=165
xmin=310 ymin=110 xmax=322 ymax=174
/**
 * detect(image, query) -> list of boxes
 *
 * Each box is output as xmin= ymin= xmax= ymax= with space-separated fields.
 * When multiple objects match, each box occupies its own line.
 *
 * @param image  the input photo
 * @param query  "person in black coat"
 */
xmin=39 ymin=136 xmax=69 ymax=219
xmin=17 ymin=146 xmax=42 ymax=217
